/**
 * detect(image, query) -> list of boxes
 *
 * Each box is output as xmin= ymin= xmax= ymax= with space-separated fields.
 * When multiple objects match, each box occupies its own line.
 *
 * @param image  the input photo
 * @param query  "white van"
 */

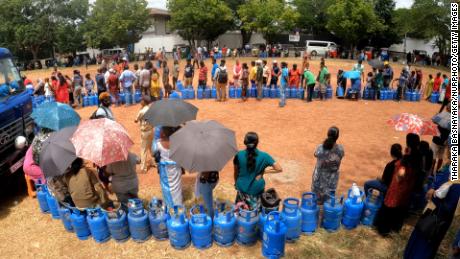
xmin=305 ymin=41 xmax=338 ymax=56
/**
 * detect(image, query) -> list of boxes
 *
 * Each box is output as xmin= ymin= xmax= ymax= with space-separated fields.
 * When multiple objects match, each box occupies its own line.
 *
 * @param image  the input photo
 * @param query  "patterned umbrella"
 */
xmin=387 ymin=113 xmax=439 ymax=135
xmin=31 ymin=102 xmax=80 ymax=131
xmin=70 ymin=118 xmax=133 ymax=166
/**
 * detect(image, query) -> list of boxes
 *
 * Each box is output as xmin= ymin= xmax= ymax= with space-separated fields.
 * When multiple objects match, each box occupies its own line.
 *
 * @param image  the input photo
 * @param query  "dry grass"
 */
xmin=0 ymin=58 xmax=454 ymax=258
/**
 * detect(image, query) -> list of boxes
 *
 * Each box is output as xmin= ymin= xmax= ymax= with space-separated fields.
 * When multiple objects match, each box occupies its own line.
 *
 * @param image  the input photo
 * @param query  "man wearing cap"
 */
xmin=135 ymin=96 xmax=153 ymax=173
xmin=95 ymin=92 xmax=114 ymax=120
xmin=383 ymin=62 xmax=393 ymax=88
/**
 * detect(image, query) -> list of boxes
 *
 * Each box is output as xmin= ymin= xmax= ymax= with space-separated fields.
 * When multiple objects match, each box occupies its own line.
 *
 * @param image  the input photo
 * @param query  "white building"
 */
xmin=389 ymin=37 xmax=439 ymax=56
xmin=134 ymin=8 xmax=266 ymax=53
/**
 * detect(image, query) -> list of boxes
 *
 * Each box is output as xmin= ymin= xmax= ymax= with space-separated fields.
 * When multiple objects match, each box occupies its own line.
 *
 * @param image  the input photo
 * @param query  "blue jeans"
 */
xmin=364 ymin=179 xmax=387 ymax=196
xmin=196 ymin=179 xmax=217 ymax=218
xmin=279 ymin=83 xmax=286 ymax=107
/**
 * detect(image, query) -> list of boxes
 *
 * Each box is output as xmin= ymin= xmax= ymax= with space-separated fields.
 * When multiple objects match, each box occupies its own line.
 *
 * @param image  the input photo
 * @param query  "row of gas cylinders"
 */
xmin=362 ymin=87 xmax=422 ymax=102
xmin=36 ymin=184 xmax=382 ymax=258
xmin=117 ymin=90 xmax=143 ymax=106
xmin=81 ymin=94 xmax=99 ymax=107
xmin=179 ymin=85 xmax=334 ymax=100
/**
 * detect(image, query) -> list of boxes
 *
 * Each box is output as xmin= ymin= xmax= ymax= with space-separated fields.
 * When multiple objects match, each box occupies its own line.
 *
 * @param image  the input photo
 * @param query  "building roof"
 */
xmin=149 ymin=8 xmax=170 ymax=17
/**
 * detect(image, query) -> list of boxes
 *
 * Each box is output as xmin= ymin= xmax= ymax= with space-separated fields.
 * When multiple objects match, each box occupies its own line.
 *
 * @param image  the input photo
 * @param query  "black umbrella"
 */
xmin=144 ymin=99 xmax=198 ymax=127
xmin=40 ymin=126 xmax=77 ymax=178
xmin=368 ymin=59 xmax=384 ymax=69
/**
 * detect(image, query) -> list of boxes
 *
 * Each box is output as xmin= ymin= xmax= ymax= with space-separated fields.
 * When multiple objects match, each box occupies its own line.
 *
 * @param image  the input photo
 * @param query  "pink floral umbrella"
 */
xmin=71 ymin=118 xmax=133 ymax=166
xmin=387 ymin=113 xmax=439 ymax=136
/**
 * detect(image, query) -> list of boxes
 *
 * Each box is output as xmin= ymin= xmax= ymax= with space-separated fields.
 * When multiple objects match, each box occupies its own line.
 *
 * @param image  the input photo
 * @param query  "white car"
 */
xmin=305 ymin=40 xmax=338 ymax=57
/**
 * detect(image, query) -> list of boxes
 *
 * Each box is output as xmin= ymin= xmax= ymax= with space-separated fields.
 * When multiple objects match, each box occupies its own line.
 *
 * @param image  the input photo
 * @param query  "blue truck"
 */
xmin=0 ymin=48 xmax=35 ymax=194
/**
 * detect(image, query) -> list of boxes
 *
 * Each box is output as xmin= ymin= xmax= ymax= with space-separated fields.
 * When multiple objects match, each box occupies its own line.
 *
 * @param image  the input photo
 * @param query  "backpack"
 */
xmin=217 ymin=68 xmax=228 ymax=84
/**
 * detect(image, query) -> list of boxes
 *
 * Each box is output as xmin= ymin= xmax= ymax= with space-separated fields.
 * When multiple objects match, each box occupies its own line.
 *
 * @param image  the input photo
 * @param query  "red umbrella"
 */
xmin=387 ymin=113 xmax=439 ymax=136
xmin=71 ymin=118 xmax=133 ymax=166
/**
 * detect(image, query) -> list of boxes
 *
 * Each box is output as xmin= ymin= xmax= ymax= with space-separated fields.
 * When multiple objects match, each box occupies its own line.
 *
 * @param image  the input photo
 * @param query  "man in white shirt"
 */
xmin=353 ymin=59 xmax=365 ymax=82
xmin=119 ymin=65 xmax=137 ymax=96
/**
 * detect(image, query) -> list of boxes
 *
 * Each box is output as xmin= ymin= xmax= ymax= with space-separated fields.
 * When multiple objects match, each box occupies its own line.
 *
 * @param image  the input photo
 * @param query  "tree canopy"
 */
xmin=168 ymin=0 xmax=233 ymax=47
xmin=238 ymin=0 xmax=299 ymax=43
xmin=84 ymin=0 xmax=150 ymax=49
xmin=326 ymin=0 xmax=385 ymax=53
xmin=292 ymin=0 xmax=332 ymax=35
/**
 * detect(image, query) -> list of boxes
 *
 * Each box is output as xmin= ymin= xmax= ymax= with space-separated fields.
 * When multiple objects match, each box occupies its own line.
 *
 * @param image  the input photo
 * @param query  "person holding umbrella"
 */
xmin=233 ymin=132 xmax=282 ymax=210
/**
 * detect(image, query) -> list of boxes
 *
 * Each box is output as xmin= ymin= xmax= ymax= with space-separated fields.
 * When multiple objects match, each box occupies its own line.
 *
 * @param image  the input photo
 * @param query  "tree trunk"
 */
xmin=31 ymin=46 xmax=40 ymax=62
xmin=240 ymin=28 xmax=252 ymax=49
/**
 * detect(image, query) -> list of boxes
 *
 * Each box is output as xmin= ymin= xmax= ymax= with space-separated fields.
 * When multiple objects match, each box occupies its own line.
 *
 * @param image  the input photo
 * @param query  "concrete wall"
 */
xmin=149 ymin=16 xmax=169 ymax=36
xmin=389 ymin=37 xmax=439 ymax=56
xmin=134 ymin=34 xmax=187 ymax=53
xmin=215 ymin=32 xmax=265 ymax=49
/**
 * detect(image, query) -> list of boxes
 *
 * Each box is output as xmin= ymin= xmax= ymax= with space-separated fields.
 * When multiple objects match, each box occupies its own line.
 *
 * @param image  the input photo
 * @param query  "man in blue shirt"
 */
xmin=279 ymin=62 xmax=289 ymax=107
xmin=211 ymin=58 xmax=219 ymax=87
xmin=119 ymin=65 xmax=137 ymax=103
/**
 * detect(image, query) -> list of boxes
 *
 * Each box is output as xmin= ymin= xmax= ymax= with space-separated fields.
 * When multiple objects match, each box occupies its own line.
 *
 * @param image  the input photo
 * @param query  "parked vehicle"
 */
xmin=101 ymin=48 xmax=125 ymax=60
xmin=379 ymin=48 xmax=390 ymax=61
xmin=305 ymin=40 xmax=338 ymax=57
xmin=0 ymin=47 xmax=35 ymax=196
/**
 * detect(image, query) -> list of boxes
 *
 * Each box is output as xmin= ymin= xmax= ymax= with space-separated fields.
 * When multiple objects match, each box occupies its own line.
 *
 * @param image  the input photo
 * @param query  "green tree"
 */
xmin=224 ymin=0 xmax=252 ymax=48
xmin=292 ymin=0 xmax=332 ymax=35
xmin=54 ymin=0 xmax=89 ymax=55
xmin=410 ymin=0 xmax=450 ymax=63
xmin=326 ymin=0 xmax=385 ymax=57
xmin=84 ymin=0 xmax=150 ymax=49
xmin=168 ymin=0 xmax=233 ymax=48
xmin=368 ymin=0 xmax=402 ymax=48
xmin=238 ymin=0 xmax=299 ymax=43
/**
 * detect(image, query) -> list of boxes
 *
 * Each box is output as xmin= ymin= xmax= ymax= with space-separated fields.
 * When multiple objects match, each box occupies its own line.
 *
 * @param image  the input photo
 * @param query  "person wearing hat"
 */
xmin=94 ymin=92 xmax=114 ymax=120
xmin=72 ymin=70 xmax=83 ymax=107
xmin=134 ymin=96 xmax=154 ymax=173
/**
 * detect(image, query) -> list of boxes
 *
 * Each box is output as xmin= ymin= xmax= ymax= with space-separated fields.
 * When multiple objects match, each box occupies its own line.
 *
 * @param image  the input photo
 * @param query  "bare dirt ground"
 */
xmin=0 ymin=58 xmax=455 ymax=259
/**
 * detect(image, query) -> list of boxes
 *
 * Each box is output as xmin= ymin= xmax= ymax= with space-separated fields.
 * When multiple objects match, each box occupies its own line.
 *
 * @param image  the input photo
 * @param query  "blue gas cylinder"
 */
xmin=300 ymin=192 xmax=319 ymax=235
xmin=363 ymin=88 xmax=369 ymax=99
xmin=337 ymin=86 xmax=345 ymax=98
xmin=430 ymin=92 xmax=439 ymax=103
xmin=58 ymin=204 xmax=74 ymax=232
xmin=118 ymin=93 xmax=125 ymax=104
xmin=297 ymin=87 xmax=305 ymax=99
xmin=236 ymin=87 xmax=242 ymax=98
xmin=125 ymin=91 xmax=133 ymax=105
xmin=285 ymin=88 xmax=291 ymax=98
xmin=87 ymin=208 xmax=111 ymax=243
xmin=291 ymin=88 xmax=298 ymax=99
xmin=250 ymin=87 xmax=257 ymax=98
xmin=169 ymin=91 xmax=181 ymax=100
xmin=361 ymin=189 xmax=383 ymax=226
xmin=262 ymin=211 xmax=287 ymax=259
xmin=127 ymin=198 xmax=151 ymax=242
xmin=204 ymin=88 xmax=211 ymax=99
xmin=404 ymin=91 xmax=410 ymax=101
xmin=148 ymin=198 xmax=169 ymax=241
xmin=326 ymin=87 xmax=333 ymax=99
xmin=211 ymin=87 xmax=217 ymax=99
xmin=35 ymin=184 xmax=50 ymax=213
xmin=229 ymin=87 xmax=236 ymax=99
xmin=379 ymin=89 xmax=386 ymax=100
xmin=70 ymin=208 xmax=91 ymax=240
xmin=190 ymin=205 xmax=213 ymax=249
xmin=263 ymin=87 xmax=269 ymax=98
xmin=269 ymin=88 xmax=276 ymax=98
xmin=177 ymin=81 xmax=184 ymax=91
xmin=213 ymin=202 xmax=236 ymax=247
xmin=276 ymin=88 xmax=281 ymax=98
xmin=197 ymin=88 xmax=204 ymax=99
xmin=188 ymin=88 xmax=195 ymax=99
xmin=415 ymin=91 xmax=421 ymax=101
xmin=46 ymin=192 xmax=60 ymax=219
xmin=409 ymin=91 xmax=416 ymax=102
xmin=181 ymin=88 xmax=188 ymax=99
xmin=105 ymin=209 xmax=130 ymax=242
xmin=135 ymin=90 xmax=142 ymax=103
xmin=342 ymin=186 xmax=364 ymax=230
xmin=259 ymin=206 xmax=279 ymax=239
xmin=167 ymin=205 xmax=191 ymax=249
xmin=281 ymin=198 xmax=301 ymax=242
xmin=82 ymin=95 xmax=89 ymax=107
xmin=322 ymin=193 xmax=344 ymax=232
xmin=236 ymin=207 xmax=259 ymax=246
